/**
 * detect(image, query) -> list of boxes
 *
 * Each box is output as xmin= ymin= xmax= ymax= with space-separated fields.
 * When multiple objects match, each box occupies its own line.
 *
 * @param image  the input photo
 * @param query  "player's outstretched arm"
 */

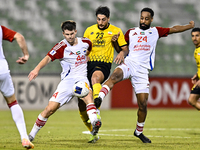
xmin=28 ymin=55 xmax=51 ymax=81
xmin=169 ymin=21 xmax=195 ymax=34
xmin=14 ymin=32 xmax=29 ymax=64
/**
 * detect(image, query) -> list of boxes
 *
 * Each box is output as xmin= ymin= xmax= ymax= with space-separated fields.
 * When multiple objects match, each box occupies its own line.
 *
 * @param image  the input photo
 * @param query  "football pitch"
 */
xmin=0 ymin=109 xmax=199 ymax=150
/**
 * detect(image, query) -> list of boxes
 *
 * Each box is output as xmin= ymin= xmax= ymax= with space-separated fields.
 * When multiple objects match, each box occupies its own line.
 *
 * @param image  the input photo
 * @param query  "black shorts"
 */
xmin=87 ymin=61 xmax=111 ymax=85
xmin=191 ymin=85 xmax=200 ymax=95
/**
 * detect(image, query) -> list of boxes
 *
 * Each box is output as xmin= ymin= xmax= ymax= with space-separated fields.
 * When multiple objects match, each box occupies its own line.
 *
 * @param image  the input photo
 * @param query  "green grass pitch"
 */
xmin=0 ymin=109 xmax=199 ymax=150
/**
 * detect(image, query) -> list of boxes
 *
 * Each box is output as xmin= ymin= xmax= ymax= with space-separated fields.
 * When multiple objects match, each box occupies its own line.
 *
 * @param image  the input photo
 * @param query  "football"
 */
xmin=73 ymin=81 xmax=89 ymax=98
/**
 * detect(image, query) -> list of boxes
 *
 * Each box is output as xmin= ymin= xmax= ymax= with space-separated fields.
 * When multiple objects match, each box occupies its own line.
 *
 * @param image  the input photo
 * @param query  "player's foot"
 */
xmin=91 ymin=119 xmax=102 ymax=136
xmin=94 ymin=97 xmax=102 ymax=109
xmin=88 ymin=134 xmax=100 ymax=143
xmin=134 ymin=131 xmax=151 ymax=143
xmin=87 ymin=113 xmax=101 ymax=123
xmin=28 ymin=135 xmax=34 ymax=142
xmin=22 ymin=138 xmax=34 ymax=149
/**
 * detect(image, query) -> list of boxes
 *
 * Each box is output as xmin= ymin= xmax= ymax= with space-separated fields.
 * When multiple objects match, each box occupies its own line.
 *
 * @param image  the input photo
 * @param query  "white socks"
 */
xmin=86 ymin=103 xmax=98 ymax=125
xmin=135 ymin=121 xmax=145 ymax=135
xmin=99 ymin=85 xmax=110 ymax=100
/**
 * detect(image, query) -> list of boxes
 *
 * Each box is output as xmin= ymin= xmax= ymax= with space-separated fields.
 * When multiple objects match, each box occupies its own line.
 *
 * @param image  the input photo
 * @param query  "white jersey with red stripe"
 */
xmin=124 ymin=26 xmax=170 ymax=71
xmin=47 ymin=37 xmax=92 ymax=80
xmin=0 ymin=25 xmax=16 ymax=74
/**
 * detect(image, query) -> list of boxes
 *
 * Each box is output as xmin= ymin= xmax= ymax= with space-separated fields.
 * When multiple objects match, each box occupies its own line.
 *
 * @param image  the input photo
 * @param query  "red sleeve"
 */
xmin=1 ymin=26 xmax=17 ymax=42
xmin=156 ymin=27 xmax=170 ymax=38
xmin=124 ymin=29 xmax=131 ymax=45
xmin=47 ymin=41 xmax=66 ymax=61
xmin=82 ymin=37 xmax=92 ymax=52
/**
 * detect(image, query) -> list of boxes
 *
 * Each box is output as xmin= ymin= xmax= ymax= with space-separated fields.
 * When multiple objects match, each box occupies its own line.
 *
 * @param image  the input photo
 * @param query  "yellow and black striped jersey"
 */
xmin=84 ymin=24 xmax=127 ymax=63
xmin=194 ymin=47 xmax=200 ymax=78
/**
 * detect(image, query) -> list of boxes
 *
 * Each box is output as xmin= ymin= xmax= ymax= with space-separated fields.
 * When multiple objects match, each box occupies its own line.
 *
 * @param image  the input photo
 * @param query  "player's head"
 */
xmin=140 ymin=7 xmax=154 ymax=30
xmin=61 ymin=20 xmax=77 ymax=45
xmin=95 ymin=6 xmax=110 ymax=30
xmin=191 ymin=27 xmax=200 ymax=47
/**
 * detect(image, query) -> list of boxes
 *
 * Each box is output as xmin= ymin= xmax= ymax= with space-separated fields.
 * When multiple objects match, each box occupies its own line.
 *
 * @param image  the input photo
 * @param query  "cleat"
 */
xmin=91 ymin=119 xmax=102 ymax=136
xmin=28 ymin=135 xmax=34 ymax=142
xmin=88 ymin=134 xmax=100 ymax=143
xmin=22 ymin=138 xmax=34 ymax=149
xmin=134 ymin=131 xmax=151 ymax=143
xmin=94 ymin=97 xmax=102 ymax=109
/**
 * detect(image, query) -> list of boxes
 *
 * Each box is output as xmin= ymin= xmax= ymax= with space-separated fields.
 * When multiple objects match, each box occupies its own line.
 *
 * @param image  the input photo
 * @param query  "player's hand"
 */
xmin=16 ymin=54 xmax=29 ymax=64
xmin=189 ymin=21 xmax=195 ymax=28
xmin=28 ymin=69 xmax=39 ymax=81
xmin=111 ymin=32 xmax=120 ymax=42
xmin=191 ymin=74 xmax=199 ymax=84
xmin=114 ymin=51 xmax=125 ymax=64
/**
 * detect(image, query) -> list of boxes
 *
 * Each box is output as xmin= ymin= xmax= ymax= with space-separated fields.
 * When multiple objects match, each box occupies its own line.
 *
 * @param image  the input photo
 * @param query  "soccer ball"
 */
xmin=73 ymin=81 xmax=89 ymax=98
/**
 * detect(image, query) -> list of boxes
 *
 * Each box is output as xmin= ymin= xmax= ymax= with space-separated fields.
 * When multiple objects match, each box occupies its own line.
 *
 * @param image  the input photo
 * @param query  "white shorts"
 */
xmin=117 ymin=59 xmax=149 ymax=94
xmin=0 ymin=73 xmax=14 ymax=97
xmin=49 ymin=76 xmax=90 ymax=106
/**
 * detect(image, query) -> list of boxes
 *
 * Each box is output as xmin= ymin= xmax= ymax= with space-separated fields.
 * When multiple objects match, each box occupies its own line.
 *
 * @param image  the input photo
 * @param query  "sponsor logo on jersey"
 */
xmin=108 ymin=31 xmax=112 ymax=35
xmin=90 ymin=32 xmax=94 ymax=35
xmin=132 ymin=32 xmax=137 ymax=36
xmin=149 ymin=31 xmax=152 ymax=34
xmin=76 ymin=51 xmax=81 ymax=55
xmin=83 ymin=49 xmax=87 ymax=53
xmin=49 ymin=50 xmax=56 ymax=56
xmin=140 ymin=32 xmax=145 ymax=35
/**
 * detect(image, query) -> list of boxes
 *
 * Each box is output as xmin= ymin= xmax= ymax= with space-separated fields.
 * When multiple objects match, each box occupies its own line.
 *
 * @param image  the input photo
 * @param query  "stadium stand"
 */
xmin=0 ymin=0 xmax=199 ymax=76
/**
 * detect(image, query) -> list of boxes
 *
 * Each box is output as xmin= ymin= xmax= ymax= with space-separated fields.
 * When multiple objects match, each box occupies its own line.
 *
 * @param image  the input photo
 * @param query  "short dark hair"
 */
xmin=191 ymin=27 xmax=200 ymax=34
xmin=141 ymin=7 xmax=154 ymax=17
xmin=61 ymin=20 xmax=76 ymax=32
xmin=95 ymin=6 xmax=110 ymax=18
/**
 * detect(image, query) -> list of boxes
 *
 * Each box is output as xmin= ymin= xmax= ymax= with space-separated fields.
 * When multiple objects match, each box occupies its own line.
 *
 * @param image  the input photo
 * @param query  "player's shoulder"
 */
xmin=80 ymin=37 xmax=92 ymax=45
xmin=108 ymin=24 xmax=122 ymax=31
xmin=52 ymin=39 xmax=67 ymax=51
xmin=85 ymin=24 xmax=97 ymax=30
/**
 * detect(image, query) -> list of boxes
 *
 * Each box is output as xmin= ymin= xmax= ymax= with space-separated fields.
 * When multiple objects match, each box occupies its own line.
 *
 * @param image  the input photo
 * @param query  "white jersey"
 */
xmin=124 ymin=27 xmax=170 ymax=71
xmin=0 ymin=26 xmax=16 ymax=74
xmin=47 ymin=37 xmax=92 ymax=80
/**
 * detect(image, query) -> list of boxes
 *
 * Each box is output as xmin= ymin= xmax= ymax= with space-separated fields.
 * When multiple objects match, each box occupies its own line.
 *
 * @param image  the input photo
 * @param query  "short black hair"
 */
xmin=141 ymin=7 xmax=154 ymax=17
xmin=191 ymin=27 xmax=200 ymax=34
xmin=95 ymin=6 xmax=110 ymax=18
xmin=61 ymin=20 xmax=76 ymax=32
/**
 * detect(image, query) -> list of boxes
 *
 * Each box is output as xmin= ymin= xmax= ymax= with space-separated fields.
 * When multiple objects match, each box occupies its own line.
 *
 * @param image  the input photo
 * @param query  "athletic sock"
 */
xmin=86 ymin=103 xmax=97 ymax=125
xmin=135 ymin=121 xmax=145 ymax=135
xmin=79 ymin=110 xmax=93 ymax=132
xmin=29 ymin=114 xmax=48 ymax=138
xmin=8 ymin=100 xmax=28 ymax=141
xmin=99 ymin=85 xmax=110 ymax=100
xmin=92 ymin=83 xmax=102 ymax=99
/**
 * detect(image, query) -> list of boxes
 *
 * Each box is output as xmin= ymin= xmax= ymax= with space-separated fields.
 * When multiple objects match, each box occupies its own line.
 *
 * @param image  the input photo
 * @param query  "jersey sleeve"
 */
xmin=1 ymin=26 xmax=17 ymax=42
xmin=82 ymin=37 xmax=92 ymax=52
xmin=47 ymin=41 xmax=66 ymax=61
xmin=156 ymin=26 xmax=170 ymax=38
xmin=124 ymin=29 xmax=131 ymax=45
xmin=117 ymin=28 xmax=127 ymax=47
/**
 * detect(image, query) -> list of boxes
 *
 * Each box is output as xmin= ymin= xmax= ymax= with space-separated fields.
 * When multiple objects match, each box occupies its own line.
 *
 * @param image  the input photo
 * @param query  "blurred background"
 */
xmin=1 ymin=0 xmax=200 ymax=77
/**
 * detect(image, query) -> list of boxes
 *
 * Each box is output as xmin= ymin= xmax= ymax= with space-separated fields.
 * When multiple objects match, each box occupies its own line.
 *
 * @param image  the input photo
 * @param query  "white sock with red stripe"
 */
xmin=8 ymin=100 xmax=29 ymax=140
xmin=99 ymin=85 xmax=110 ymax=100
xmin=135 ymin=121 xmax=145 ymax=135
xmin=86 ymin=103 xmax=97 ymax=125
xmin=29 ymin=114 xmax=48 ymax=138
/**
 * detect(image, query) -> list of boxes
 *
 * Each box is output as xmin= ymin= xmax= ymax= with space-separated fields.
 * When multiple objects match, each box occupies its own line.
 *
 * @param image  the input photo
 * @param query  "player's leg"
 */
xmin=29 ymin=101 xmax=60 ymax=141
xmin=188 ymin=94 xmax=200 ymax=110
xmin=0 ymin=73 xmax=34 ymax=149
xmin=81 ymin=90 xmax=101 ymax=135
xmin=78 ymin=98 xmax=93 ymax=131
xmin=94 ymin=67 xmax=124 ymax=108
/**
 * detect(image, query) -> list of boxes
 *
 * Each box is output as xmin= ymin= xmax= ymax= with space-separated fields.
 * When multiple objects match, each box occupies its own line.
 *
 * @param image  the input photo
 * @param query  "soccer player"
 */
xmin=188 ymin=27 xmax=200 ymax=110
xmin=94 ymin=7 xmax=195 ymax=143
xmin=0 ymin=26 xmax=34 ymax=149
xmin=28 ymin=20 xmax=101 ymax=142
xmin=77 ymin=6 xmax=128 ymax=143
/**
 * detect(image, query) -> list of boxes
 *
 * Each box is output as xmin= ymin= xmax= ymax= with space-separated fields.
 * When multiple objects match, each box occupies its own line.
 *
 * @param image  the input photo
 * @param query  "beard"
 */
xmin=140 ymin=23 xmax=150 ymax=30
